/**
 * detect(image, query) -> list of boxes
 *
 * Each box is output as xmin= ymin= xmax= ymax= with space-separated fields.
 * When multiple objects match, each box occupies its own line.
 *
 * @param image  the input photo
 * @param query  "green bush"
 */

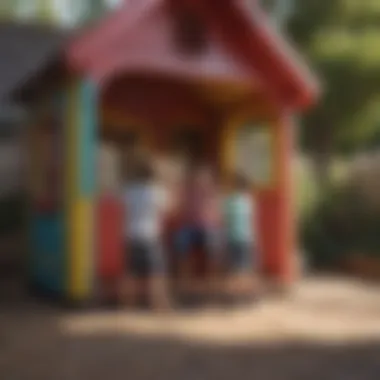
xmin=0 ymin=194 xmax=26 ymax=235
xmin=301 ymin=182 xmax=380 ymax=269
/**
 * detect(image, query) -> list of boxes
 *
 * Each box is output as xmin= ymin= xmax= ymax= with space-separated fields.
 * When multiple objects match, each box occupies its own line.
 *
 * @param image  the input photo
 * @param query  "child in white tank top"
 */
xmin=120 ymin=159 xmax=170 ymax=310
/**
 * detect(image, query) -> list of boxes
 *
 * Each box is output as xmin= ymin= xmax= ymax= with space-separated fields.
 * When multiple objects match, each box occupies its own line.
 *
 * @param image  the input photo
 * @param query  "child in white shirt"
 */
xmin=121 ymin=158 xmax=170 ymax=310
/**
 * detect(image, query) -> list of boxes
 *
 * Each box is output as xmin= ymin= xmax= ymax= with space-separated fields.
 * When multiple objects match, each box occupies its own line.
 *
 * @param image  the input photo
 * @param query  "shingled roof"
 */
xmin=0 ymin=22 xmax=69 ymax=103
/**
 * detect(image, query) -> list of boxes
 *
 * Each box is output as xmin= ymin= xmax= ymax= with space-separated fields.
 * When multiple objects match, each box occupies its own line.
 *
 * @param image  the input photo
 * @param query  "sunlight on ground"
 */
xmin=60 ymin=277 xmax=380 ymax=345
xmin=2 ymin=276 xmax=380 ymax=380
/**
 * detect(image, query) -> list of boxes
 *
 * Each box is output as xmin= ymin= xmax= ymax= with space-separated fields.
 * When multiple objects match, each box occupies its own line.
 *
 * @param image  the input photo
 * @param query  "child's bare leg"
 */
xmin=236 ymin=274 xmax=251 ymax=294
xmin=226 ymin=275 xmax=240 ymax=297
xmin=119 ymin=275 xmax=139 ymax=307
xmin=178 ymin=258 xmax=193 ymax=295
xmin=249 ymin=273 xmax=261 ymax=295
xmin=207 ymin=259 xmax=222 ymax=298
xmin=236 ymin=273 xmax=260 ymax=298
xmin=148 ymin=275 xmax=171 ymax=311
xmin=98 ymin=279 xmax=113 ymax=303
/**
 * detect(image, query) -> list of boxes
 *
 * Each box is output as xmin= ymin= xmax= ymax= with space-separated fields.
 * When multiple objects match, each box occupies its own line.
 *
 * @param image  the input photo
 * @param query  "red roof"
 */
xmin=67 ymin=0 xmax=319 ymax=110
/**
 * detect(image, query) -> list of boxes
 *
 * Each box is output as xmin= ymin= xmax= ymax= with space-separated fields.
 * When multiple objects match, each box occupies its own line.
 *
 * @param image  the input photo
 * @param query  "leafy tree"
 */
xmin=0 ymin=0 xmax=17 ymax=18
xmin=0 ymin=0 xmax=117 ymax=27
xmin=288 ymin=0 xmax=380 ymax=183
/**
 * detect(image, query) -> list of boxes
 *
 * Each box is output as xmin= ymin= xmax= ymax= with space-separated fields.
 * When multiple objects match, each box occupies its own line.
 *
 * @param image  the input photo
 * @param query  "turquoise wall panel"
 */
xmin=30 ymin=214 xmax=65 ymax=294
xmin=79 ymin=79 xmax=97 ymax=196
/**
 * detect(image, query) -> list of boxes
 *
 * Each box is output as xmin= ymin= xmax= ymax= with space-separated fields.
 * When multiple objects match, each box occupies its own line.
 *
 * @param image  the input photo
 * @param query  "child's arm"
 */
xmin=156 ymin=185 xmax=174 ymax=216
xmin=219 ymin=194 xmax=228 ymax=236
xmin=245 ymin=192 xmax=256 ymax=239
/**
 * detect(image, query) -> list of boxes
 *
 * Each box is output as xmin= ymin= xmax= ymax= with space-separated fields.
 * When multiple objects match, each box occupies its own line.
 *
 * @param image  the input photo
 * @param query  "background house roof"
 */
xmin=0 ymin=22 xmax=69 ymax=103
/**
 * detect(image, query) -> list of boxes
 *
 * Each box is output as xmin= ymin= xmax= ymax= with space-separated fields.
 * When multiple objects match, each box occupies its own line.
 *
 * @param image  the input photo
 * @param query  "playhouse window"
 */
xmin=98 ymin=142 xmax=121 ymax=194
xmin=102 ymin=129 xmax=143 ymax=182
xmin=234 ymin=123 xmax=275 ymax=187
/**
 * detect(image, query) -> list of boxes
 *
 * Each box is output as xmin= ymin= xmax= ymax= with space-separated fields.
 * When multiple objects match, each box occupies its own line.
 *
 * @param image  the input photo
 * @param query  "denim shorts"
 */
xmin=126 ymin=239 xmax=166 ymax=277
xmin=226 ymin=240 xmax=254 ymax=273
xmin=175 ymin=225 xmax=222 ymax=259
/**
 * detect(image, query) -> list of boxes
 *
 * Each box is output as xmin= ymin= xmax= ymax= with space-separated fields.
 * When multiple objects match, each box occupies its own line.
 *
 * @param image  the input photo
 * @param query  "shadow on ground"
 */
xmin=1 ymin=277 xmax=380 ymax=380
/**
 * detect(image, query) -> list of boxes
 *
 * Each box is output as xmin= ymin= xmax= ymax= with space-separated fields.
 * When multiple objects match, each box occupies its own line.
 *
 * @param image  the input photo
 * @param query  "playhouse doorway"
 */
xmin=95 ymin=70 xmax=278 ymax=302
xmin=96 ymin=73 xmax=229 ymax=289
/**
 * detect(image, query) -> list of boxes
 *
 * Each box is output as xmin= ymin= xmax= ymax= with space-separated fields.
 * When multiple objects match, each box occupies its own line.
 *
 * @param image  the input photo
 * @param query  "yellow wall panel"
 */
xmin=68 ymin=199 xmax=94 ymax=301
xmin=65 ymin=78 xmax=96 ymax=302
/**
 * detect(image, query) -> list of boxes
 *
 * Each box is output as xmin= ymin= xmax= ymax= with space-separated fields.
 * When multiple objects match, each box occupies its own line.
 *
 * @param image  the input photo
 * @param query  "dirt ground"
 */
xmin=1 ymin=276 xmax=380 ymax=380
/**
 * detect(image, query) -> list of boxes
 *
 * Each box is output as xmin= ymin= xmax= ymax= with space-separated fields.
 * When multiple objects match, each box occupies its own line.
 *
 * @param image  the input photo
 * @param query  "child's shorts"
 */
xmin=226 ymin=240 xmax=255 ymax=273
xmin=126 ymin=239 xmax=166 ymax=277
xmin=175 ymin=225 xmax=222 ymax=259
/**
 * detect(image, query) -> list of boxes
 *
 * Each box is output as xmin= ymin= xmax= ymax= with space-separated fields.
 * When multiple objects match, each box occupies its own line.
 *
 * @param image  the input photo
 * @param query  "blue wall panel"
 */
xmin=30 ymin=214 xmax=65 ymax=294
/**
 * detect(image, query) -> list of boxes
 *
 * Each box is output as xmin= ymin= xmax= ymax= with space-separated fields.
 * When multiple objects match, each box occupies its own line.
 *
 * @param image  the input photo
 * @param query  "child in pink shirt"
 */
xmin=175 ymin=164 xmax=222 ymax=297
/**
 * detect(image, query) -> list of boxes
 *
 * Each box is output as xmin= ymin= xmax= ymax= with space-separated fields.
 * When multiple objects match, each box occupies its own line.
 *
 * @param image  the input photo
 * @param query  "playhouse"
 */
xmin=27 ymin=0 xmax=318 ymax=302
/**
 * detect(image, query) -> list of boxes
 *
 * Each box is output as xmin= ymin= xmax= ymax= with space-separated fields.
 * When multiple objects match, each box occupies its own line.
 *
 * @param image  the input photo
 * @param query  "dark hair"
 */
xmin=185 ymin=161 xmax=215 ymax=176
xmin=135 ymin=159 xmax=155 ymax=182
xmin=233 ymin=172 xmax=251 ymax=191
